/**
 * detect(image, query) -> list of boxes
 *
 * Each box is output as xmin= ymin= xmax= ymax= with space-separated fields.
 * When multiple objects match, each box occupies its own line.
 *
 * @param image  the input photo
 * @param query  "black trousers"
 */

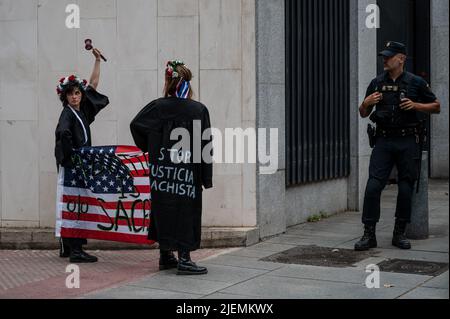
xmin=61 ymin=238 xmax=88 ymax=251
xmin=362 ymin=135 xmax=420 ymax=225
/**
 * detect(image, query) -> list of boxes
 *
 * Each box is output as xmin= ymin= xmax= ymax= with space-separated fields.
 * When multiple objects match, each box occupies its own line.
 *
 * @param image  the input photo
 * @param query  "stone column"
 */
xmin=430 ymin=0 xmax=449 ymax=178
xmin=255 ymin=0 xmax=286 ymax=238
xmin=407 ymin=151 xmax=429 ymax=240
xmin=348 ymin=0 xmax=378 ymax=211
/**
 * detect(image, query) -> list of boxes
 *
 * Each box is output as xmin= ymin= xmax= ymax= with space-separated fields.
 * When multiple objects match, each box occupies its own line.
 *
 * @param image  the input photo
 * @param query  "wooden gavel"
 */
xmin=84 ymin=39 xmax=107 ymax=62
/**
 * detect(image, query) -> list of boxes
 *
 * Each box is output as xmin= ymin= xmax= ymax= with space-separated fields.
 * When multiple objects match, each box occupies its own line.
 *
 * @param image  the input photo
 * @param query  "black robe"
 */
xmin=54 ymin=86 xmax=109 ymax=245
xmin=130 ymin=97 xmax=213 ymax=251
xmin=55 ymin=86 xmax=110 ymax=168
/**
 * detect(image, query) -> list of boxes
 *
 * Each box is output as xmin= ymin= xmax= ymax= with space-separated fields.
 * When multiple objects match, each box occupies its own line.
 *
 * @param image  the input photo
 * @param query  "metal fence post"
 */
xmin=406 ymin=151 xmax=429 ymax=240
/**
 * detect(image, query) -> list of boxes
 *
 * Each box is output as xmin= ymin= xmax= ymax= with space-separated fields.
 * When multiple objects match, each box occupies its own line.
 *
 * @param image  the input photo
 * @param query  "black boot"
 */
xmin=355 ymin=224 xmax=377 ymax=251
xmin=392 ymin=220 xmax=412 ymax=250
xmin=159 ymin=250 xmax=178 ymax=270
xmin=177 ymin=250 xmax=208 ymax=275
xmin=69 ymin=247 xmax=98 ymax=263
xmin=59 ymin=238 xmax=70 ymax=258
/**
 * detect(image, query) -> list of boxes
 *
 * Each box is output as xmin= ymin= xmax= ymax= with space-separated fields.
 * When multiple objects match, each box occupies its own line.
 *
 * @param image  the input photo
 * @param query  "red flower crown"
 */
xmin=166 ymin=60 xmax=185 ymax=79
xmin=56 ymin=75 xmax=88 ymax=96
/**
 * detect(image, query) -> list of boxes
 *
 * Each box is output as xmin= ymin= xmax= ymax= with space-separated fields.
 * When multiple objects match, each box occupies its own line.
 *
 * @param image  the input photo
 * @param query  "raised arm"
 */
xmin=89 ymin=48 xmax=103 ymax=90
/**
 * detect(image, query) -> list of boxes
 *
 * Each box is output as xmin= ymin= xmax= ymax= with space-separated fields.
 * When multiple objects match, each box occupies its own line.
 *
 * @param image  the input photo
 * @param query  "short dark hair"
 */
xmin=59 ymin=83 xmax=86 ymax=106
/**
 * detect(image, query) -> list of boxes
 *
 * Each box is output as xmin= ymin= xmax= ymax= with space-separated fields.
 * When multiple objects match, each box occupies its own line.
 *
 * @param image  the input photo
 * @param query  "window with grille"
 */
xmin=286 ymin=0 xmax=351 ymax=186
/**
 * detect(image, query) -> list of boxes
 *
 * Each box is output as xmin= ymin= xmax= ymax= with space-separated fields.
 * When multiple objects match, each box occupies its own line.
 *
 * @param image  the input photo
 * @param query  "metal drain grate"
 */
xmin=377 ymin=259 xmax=449 ymax=276
xmin=260 ymin=245 xmax=377 ymax=268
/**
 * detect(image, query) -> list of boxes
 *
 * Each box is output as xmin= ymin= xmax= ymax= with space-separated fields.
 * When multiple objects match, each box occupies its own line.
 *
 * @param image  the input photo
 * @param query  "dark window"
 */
xmin=286 ymin=0 xmax=350 ymax=186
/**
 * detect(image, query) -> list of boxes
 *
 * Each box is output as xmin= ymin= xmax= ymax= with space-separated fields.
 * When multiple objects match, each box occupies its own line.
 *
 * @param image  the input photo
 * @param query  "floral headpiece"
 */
xmin=166 ymin=60 xmax=185 ymax=79
xmin=56 ymin=75 xmax=88 ymax=96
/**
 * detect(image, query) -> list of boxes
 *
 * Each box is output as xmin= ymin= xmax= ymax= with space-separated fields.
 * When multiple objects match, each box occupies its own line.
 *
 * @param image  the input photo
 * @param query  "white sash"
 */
xmin=68 ymin=106 xmax=88 ymax=146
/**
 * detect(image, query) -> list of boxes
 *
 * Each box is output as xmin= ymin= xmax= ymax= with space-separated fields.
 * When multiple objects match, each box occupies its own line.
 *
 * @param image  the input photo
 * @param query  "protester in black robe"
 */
xmin=54 ymin=48 xmax=109 ymax=263
xmin=130 ymin=61 xmax=213 ymax=275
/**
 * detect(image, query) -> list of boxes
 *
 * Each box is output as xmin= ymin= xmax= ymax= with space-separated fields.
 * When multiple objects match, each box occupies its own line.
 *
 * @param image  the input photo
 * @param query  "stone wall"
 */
xmin=0 ymin=0 xmax=257 ymax=229
xmin=347 ymin=0 xmax=378 ymax=211
xmin=430 ymin=0 xmax=449 ymax=178
xmin=1 ymin=0 xmax=447 ymax=240
xmin=256 ymin=0 xmax=352 ymax=237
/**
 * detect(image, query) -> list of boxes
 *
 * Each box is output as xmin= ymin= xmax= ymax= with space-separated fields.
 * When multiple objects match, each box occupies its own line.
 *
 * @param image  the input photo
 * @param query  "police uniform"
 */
xmin=356 ymin=42 xmax=438 ymax=251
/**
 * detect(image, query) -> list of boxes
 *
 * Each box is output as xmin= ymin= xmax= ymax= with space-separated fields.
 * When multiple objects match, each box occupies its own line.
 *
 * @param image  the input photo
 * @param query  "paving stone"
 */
xmin=399 ymin=287 xmax=449 ymax=299
xmin=155 ymin=263 xmax=269 ymax=285
xmin=201 ymin=255 xmax=283 ymax=271
xmin=268 ymin=264 xmax=431 ymax=289
xmin=201 ymin=292 xmax=267 ymax=299
xmin=129 ymin=273 xmax=234 ymax=295
xmin=85 ymin=285 xmax=203 ymax=299
xmin=221 ymin=275 xmax=409 ymax=299
xmin=422 ymin=271 xmax=449 ymax=289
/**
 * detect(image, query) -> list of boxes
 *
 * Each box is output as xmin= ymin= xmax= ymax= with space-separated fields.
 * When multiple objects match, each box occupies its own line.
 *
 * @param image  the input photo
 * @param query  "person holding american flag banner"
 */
xmin=53 ymin=54 xmax=213 ymax=274
xmin=54 ymin=47 xmax=109 ymax=263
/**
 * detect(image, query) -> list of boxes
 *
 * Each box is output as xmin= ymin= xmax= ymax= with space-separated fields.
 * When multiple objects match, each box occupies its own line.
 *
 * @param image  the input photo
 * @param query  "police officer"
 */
xmin=355 ymin=41 xmax=441 ymax=251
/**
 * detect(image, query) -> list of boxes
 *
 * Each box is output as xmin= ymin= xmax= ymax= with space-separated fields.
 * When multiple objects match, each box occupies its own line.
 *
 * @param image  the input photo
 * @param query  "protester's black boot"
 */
xmin=177 ymin=250 xmax=208 ymax=275
xmin=354 ymin=224 xmax=377 ymax=251
xmin=69 ymin=245 xmax=98 ymax=263
xmin=392 ymin=220 xmax=412 ymax=250
xmin=59 ymin=238 xmax=70 ymax=258
xmin=159 ymin=250 xmax=178 ymax=270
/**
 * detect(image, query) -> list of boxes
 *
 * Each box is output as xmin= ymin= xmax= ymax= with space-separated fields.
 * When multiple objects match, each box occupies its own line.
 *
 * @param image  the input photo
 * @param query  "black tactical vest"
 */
xmin=370 ymin=72 xmax=420 ymax=128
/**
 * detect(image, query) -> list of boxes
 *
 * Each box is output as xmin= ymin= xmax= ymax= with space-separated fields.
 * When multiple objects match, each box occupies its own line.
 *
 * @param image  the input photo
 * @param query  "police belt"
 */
xmin=376 ymin=126 xmax=422 ymax=138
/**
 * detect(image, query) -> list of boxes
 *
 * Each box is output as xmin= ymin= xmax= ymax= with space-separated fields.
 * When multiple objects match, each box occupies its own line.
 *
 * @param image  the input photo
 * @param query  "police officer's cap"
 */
xmin=378 ymin=41 xmax=407 ymax=57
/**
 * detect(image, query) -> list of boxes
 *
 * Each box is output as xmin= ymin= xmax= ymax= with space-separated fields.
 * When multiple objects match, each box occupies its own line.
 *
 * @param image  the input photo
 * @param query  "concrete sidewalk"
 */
xmin=85 ymin=180 xmax=449 ymax=299
xmin=0 ymin=180 xmax=448 ymax=299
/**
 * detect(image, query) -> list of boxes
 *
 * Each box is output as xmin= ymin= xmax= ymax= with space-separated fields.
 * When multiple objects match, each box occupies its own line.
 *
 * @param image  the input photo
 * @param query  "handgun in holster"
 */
xmin=367 ymin=124 xmax=377 ymax=148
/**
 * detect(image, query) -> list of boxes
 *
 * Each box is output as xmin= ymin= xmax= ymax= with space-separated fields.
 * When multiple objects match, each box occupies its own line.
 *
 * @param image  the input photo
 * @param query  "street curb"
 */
xmin=0 ymin=227 xmax=260 ymax=250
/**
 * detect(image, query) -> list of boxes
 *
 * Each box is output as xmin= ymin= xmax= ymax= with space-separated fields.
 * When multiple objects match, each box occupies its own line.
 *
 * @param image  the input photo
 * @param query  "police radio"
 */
xmin=399 ymin=90 xmax=407 ymax=112
xmin=399 ymin=90 xmax=406 ymax=102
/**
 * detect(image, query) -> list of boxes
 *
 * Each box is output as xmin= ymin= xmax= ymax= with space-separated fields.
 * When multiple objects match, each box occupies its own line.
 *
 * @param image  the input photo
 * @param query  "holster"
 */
xmin=367 ymin=124 xmax=377 ymax=148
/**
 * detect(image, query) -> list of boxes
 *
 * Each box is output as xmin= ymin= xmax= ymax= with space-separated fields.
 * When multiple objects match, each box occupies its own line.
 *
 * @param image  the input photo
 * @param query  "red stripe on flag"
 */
xmin=60 ymin=227 xmax=154 ymax=245
xmin=62 ymin=195 xmax=151 ymax=210
xmin=115 ymin=145 xmax=142 ymax=154
xmin=119 ymin=155 xmax=149 ymax=164
xmin=62 ymin=211 xmax=150 ymax=228
xmin=135 ymin=185 xmax=151 ymax=193
xmin=130 ymin=170 xmax=150 ymax=177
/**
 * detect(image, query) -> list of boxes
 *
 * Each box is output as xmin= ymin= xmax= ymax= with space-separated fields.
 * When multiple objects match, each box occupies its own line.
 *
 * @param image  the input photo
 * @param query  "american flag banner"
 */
xmin=56 ymin=146 xmax=154 ymax=245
